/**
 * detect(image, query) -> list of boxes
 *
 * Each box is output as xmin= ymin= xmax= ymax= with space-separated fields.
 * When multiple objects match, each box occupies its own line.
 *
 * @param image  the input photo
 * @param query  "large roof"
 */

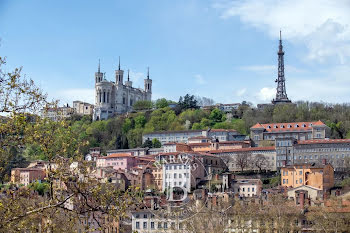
xmin=251 ymin=120 xmax=326 ymax=132
xmin=297 ymin=139 xmax=350 ymax=145
xmin=209 ymin=146 xmax=275 ymax=154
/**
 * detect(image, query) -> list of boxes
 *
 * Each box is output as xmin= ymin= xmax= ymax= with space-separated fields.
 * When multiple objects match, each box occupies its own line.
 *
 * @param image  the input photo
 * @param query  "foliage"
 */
xmin=152 ymin=138 xmax=161 ymax=148
xmin=133 ymin=100 xmax=153 ymax=111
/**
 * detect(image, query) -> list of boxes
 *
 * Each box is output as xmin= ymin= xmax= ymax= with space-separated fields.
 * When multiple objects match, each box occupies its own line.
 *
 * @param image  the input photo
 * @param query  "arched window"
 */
xmin=99 ymin=91 xmax=102 ymax=103
xmin=103 ymin=91 xmax=106 ymax=103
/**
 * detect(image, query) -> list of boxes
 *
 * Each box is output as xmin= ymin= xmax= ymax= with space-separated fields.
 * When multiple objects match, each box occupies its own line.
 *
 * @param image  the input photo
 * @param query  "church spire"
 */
xmin=98 ymin=59 xmax=100 ymax=73
xmin=128 ymin=69 xmax=130 ymax=81
xmin=147 ymin=67 xmax=150 ymax=79
xmin=118 ymin=56 xmax=121 ymax=70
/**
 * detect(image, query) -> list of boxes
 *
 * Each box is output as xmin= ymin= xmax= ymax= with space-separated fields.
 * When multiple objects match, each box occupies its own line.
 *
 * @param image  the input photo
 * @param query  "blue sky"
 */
xmin=1 ymin=0 xmax=350 ymax=106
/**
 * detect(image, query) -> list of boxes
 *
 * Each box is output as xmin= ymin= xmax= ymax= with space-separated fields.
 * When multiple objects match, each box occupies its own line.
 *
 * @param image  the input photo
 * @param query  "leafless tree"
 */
xmin=234 ymin=152 xmax=252 ymax=172
xmin=254 ymin=154 xmax=267 ymax=173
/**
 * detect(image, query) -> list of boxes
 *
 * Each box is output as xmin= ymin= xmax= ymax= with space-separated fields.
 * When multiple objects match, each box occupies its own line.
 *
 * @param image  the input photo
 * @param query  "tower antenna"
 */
xmin=128 ymin=69 xmax=130 ymax=81
xmin=147 ymin=67 xmax=150 ymax=79
xmin=118 ymin=56 xmax=121 ymax=70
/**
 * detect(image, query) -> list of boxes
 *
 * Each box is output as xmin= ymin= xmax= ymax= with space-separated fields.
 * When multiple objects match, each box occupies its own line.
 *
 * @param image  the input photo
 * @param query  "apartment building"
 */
xmin=280 ymin=163 xmax=334 ymax=191
xmin=11 ymin=168 xmax=46 ymax=186
xmin=250 ymin=120 xmax=328 ymax=147
xmin=143 ymin=128 xmax=242 ymax=145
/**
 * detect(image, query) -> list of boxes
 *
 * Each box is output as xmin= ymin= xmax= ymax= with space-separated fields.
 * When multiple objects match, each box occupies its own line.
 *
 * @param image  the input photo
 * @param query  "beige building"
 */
xmin=250 ymin=120 xmax=328 ymax=147
xmin=73 ymin=100 xmax=94 ymax=115
xmin=281 ymin=163 xmax=334 ymax=191
xmin=287 ymin=185 xmax=323 ymax=206
xmin=41 ymin=104 xmax=74 ymax=121
xmin=11 ymin=168 xmax=46 ymax=186
xmin=232 ymin=179 xmax=263 ymax=197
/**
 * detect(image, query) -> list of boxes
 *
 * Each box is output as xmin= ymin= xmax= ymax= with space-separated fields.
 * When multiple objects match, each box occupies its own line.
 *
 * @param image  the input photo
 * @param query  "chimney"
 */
xmin=299 ymin=191 xmax=305 ymax=209
xmin=322 ymin=159 xmax=327 ymax=165
xmin=282 ymin=161 xmax=286 ymax=167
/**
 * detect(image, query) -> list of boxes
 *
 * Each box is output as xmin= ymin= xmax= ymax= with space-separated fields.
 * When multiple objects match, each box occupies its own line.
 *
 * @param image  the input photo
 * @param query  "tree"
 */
xmin=234 ymin=153 xmax=251 ymax=172
xmin=155 ymin=98 xmax=170 ymax=109
xmin=176 ymin=94 xmax=199 ymax=113
xmin=133 ymin=100 xmax=153 ymax=111
xmin=253 ymin=154 xmax=267 ymax=173
xmin=152 ymin=138 xmax=161 ymax=148
xmin=142 ymin=138 xmax=153 ymax=148
xmin=209 ymin=108 xmax=224 ymax=124
xmin=195 ymin=96 xmax=215 ymax=107
xmin=0 ymin=57 xmax=142 ymax=231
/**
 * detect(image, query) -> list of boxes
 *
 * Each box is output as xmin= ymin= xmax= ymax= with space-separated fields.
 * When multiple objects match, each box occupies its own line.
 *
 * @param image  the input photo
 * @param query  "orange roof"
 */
xmin=209 ymin=146 xmax=275 ymax=154
xmin=251 ymin=121 xmax=326 ymax=133
xmin=297 ymin=139 xmax=350 ymax=145
xmin=104 ymin=153 xmax=134 ymax=158
xmin=189 ymin=143 xmax=211 ymax=147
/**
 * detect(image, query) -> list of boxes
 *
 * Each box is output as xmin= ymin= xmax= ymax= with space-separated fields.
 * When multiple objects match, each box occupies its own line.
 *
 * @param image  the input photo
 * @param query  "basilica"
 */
xmin=93 ymin=58 xmax=152 ymax=121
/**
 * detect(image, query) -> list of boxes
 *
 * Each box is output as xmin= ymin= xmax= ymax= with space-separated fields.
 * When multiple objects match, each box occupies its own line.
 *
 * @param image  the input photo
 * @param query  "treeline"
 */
xmin=22 ymin=97 xmax=350 ymax=161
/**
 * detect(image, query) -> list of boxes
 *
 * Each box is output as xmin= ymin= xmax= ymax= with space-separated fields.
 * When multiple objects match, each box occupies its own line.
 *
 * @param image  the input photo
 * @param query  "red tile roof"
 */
xmin=251 ymin=121 xmax=326 ymax=133
xmin=209 ymin=146 xmax=275 ymax=154
xmin=103 ymin=153 xmax=134 ymax=158
xmin=297 ymin=139 xmax=350 ymax=145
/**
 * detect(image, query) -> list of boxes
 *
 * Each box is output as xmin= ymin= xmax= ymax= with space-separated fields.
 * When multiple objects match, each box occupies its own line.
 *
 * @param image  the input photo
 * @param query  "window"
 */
xmin=174 ymin=173 xmax=177 ymax=178
xmin=283 ymin=179 xmax=286 ymax=184
xmin=299 ymin=178 xmax=302 ymax=183
xmin=158 ymin=222 xmax=162 ymax=228
xmin=242 ymin=188 xmax=245 ymax=191
xmin=143 ymin=222 xmax=147 ymax=229
xmin=143 ymin=214 xmax=147 ymax=218
xmin=296 ymin=180 xmax=298 ymax=184
xmin=299 ymin=171 xmax=302 ymax=175
xmin=164 ymin=222 xmax=168 ymax=229
xmin=135 ymin=214 xmax=140 ymax=218
xmin=151 ymin=222 xmax=155 ymax=229
xmin=252 ymin=188 xmax=255 ymax=192
xmin=136 ymin=222 xmax=140 ymax=229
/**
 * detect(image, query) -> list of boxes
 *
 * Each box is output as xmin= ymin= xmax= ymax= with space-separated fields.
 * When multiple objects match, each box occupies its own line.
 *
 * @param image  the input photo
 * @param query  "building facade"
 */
xmin=251 ymin=120 xmax=328 ymax=147
xmin=232 ymin=179 xmax=263 ymax=197
xmin=93 ymin=59 xmax=152 ymax=121
xmin=280 ymin=163 xmax=334 ymax=191
xmin=73 ymin=101 xmax=94 ymax=115
xmin=143 ymin=129 xmax=244 ymax=145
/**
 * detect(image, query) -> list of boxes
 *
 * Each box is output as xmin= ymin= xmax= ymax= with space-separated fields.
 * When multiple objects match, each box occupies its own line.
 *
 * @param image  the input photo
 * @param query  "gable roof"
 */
xmin=251 ymin=121 xmax=326 ymax=133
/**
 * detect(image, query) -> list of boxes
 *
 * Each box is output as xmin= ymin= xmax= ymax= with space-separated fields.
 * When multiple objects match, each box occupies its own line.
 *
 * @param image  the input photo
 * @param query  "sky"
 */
xmin=1 ymin=0 xmax=350 ymax=106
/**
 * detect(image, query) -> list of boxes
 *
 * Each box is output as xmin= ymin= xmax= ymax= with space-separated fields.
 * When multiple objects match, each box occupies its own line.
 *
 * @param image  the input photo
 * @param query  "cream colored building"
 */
xmin=232 ymin=179 xmax=263 ymax=197
xmin=73 ymin=101 xmax=94 ymax=115
xmin=281 ymin=163 xmax=334 ymax=191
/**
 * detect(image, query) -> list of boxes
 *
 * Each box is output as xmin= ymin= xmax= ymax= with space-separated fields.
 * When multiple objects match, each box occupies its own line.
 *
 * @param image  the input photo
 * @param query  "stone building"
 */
xmin=250 ymin=120 xmax=328 ymax=147
xmin=232 ymin=179 xmax=263 ymax=197
xmin=73 ymin=100 xmax=94 ymax=115
xmin=292 ymin=139 xmax=350 ymax=171
xmin=93 ymin=59 xmax=152 ymax=121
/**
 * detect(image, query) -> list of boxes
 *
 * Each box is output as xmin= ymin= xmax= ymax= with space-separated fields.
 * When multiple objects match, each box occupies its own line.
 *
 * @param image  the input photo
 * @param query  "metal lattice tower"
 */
xmin=272 ymin=31 xmax=291 ymax=104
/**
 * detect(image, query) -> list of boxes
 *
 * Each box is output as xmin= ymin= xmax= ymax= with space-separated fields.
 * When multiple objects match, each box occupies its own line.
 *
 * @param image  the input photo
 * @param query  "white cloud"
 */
xmin=54 ymin=88 xmax=95 ymax=105
xmin=256 ymin=87 xmax=275 ymax=102
xmin=236 ymin=88 xmax=247 ymax=97
xmin=213 ymin=0 xmax=350 ymax=64
xmin=194 ymin=74 xmax=206 ymax=84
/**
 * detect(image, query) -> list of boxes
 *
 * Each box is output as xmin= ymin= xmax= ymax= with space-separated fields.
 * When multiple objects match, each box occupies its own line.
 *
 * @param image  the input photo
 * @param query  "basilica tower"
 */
xmin=115 ymin=56 xmax=124 ymax=85
xmin=144 ymin=67 xmax=152 ymax=101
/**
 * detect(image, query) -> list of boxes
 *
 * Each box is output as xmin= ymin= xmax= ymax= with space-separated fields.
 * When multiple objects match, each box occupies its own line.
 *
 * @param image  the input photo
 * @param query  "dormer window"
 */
xmin=287 ymin=124 xmax=292 ymax=128
xmin=274 ymin=125 xmax=278 ymax=129
xmin=280 ymin=125 xmax=285 ymax=128
xmin=267 ymin=125 xmax=271 ymax=129
xmin=309 ymin=123 xmax=313 ymax=127
xmin=302 ymin=124 xmax=306 ymax=127
xmin=295 ymin=124 xmax=299 ymax=128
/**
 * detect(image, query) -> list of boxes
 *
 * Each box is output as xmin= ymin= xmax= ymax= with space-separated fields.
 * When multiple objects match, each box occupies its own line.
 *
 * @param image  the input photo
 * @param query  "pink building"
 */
xmin=96 ymin=153 xmax=137 ymax=170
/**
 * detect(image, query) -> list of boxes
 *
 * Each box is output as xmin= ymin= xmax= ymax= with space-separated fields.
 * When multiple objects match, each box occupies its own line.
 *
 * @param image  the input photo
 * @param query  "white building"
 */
xmin=143 ymin=128 xmax=243 ymax=145
xmin=93 ymin=59 xmax=152 ymax=121
xmin=232 ymin=179 xmax=263 ymax=197
xmin=131 ymin=211 xmax=183 ymax=232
